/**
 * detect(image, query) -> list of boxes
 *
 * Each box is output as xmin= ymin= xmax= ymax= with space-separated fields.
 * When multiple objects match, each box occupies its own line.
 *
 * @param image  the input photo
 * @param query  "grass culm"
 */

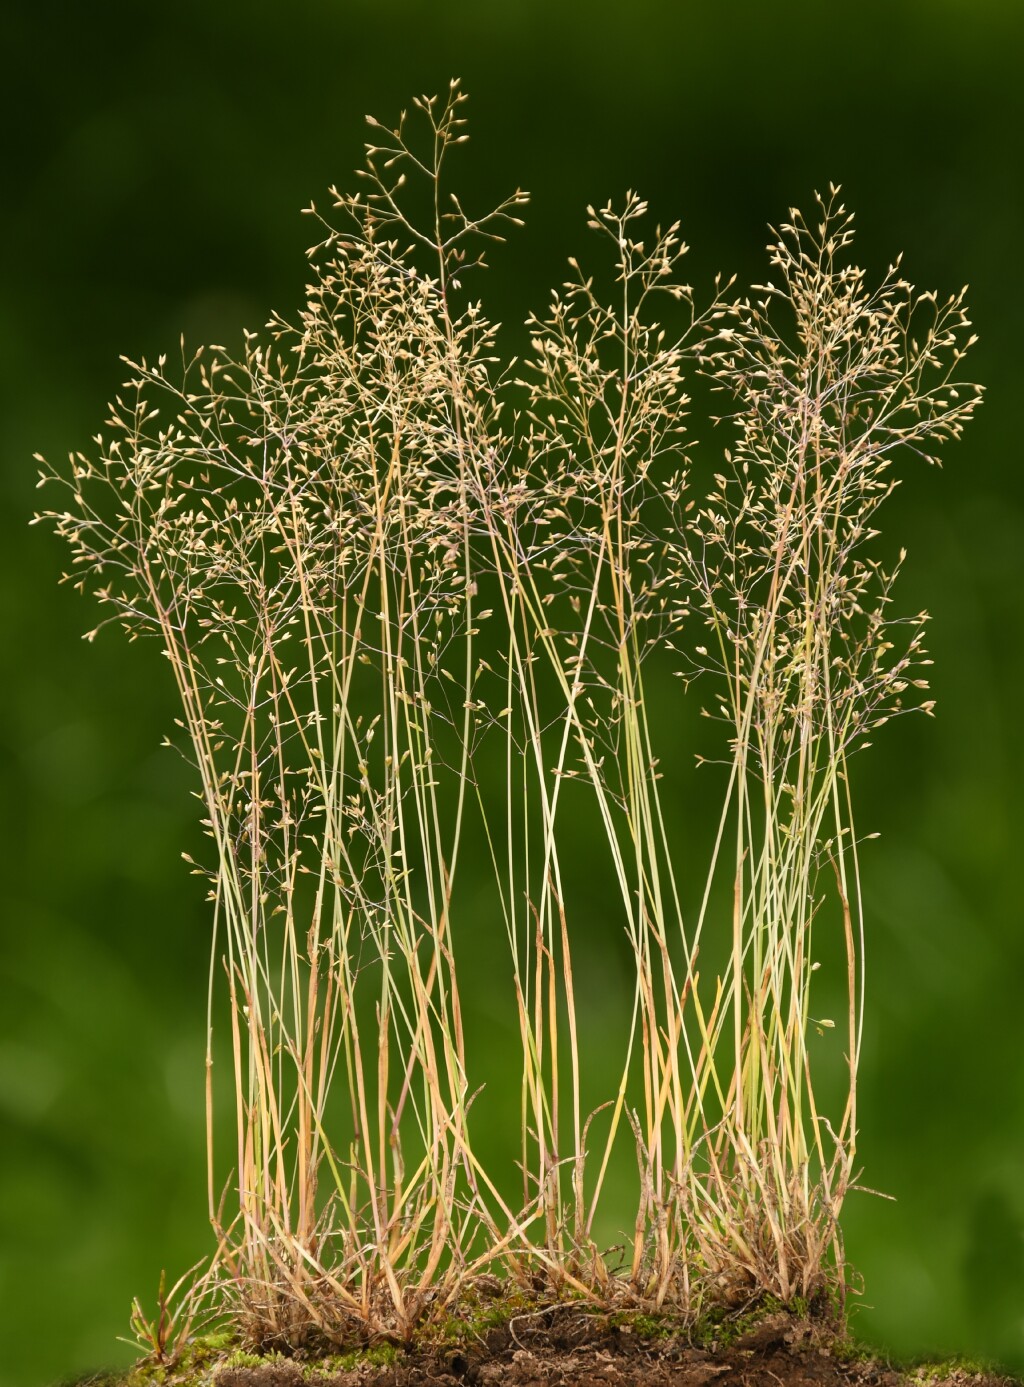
xmin=35 ymin=82 xmax=981 ymax=1361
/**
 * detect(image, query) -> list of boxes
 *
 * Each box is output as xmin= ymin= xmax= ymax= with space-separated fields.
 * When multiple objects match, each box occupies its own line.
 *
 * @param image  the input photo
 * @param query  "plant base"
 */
xmin=62 ymin=1302 xmax=1021 ymax=1387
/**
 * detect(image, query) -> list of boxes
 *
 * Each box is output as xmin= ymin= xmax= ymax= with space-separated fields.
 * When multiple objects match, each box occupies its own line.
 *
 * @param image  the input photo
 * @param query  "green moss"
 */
xmin=908 ymin=1356 xmax=1002 ymax=1381
xmin=194 ymin=1331 xmax=236 ymax=1353
xmin=425 ymin=1282 xmax=536 ymax=1349
xmin=827 ymin=1326 xmax=881 ymax=1367
xmin=687 ymin=1293 xmax=804 ymax=1351
xmin=338 ymin=1342 xmax=400 ymax=1372
xmin=223 ymin=1348 xmax=267 ymax=1368
xmin=602 ymin=1309 xmax=674 ymax=1341
xmin=102 ymin=1329 xmax=242 ymax=1386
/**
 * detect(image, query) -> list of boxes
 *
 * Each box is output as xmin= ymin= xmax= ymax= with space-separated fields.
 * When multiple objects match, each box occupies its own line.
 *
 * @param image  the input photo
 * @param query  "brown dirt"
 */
xmin=201 ymin=1311 xmax=1017 ymax=1387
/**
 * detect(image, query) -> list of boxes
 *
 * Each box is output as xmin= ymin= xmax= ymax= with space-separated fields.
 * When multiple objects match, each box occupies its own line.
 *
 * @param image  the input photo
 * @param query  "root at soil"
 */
xmin=205 ymin=1309 xmax=1018 ymax=1387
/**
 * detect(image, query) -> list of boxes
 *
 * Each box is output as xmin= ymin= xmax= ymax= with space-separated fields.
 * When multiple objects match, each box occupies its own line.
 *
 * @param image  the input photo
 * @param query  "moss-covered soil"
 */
xmin=57 ymin=1298 xmax=1022 ymax=1387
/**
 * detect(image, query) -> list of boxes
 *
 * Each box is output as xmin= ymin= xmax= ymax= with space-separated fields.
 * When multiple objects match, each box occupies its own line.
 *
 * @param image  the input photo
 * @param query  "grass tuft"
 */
xmin=35 ymin=81 xmax=980 ymax=1361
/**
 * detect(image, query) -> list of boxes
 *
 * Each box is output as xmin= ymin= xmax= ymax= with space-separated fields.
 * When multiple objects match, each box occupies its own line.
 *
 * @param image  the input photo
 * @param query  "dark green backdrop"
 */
xmin=2 ymin=3 xmax=1022 ymax=1383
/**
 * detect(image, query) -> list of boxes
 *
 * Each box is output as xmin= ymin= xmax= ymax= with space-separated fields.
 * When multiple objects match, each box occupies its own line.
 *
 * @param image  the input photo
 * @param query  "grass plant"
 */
xmin=35 ymin=82 xmax=981 ymax=1363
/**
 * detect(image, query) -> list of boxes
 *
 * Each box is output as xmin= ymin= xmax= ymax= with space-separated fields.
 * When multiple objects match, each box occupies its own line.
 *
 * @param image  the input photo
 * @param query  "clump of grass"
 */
xmin=35 ymin=80 xmax=980 ymax=1360
xmin=658 ymin=192 xmax=981 ymax=1305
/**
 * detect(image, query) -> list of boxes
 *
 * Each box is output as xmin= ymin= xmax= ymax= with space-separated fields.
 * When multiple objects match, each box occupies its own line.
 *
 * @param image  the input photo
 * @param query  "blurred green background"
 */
xmin=2 ymin=1 xmax=1022 ymax=1382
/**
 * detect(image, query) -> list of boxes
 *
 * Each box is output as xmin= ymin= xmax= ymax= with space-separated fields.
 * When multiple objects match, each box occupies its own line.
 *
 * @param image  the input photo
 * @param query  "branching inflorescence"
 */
xmin=36 ymin=82 xmax=980 ymax=1355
